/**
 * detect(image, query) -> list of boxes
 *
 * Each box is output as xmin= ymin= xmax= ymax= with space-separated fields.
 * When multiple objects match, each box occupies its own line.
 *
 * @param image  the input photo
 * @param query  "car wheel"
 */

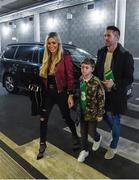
xmin=4 ymin=74 xmax=19 ymax=93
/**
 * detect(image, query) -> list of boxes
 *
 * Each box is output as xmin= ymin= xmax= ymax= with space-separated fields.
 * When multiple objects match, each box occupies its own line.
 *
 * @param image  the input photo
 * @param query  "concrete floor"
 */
xmin=0 ymin=132 xmax=108 ymax=179
xmin=0 ymin=83 xmax=139 ymax=179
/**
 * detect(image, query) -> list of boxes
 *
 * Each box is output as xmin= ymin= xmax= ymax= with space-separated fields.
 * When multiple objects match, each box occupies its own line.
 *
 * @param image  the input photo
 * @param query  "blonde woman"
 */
xmin=37 ymin=32 xmax=80 ymax=160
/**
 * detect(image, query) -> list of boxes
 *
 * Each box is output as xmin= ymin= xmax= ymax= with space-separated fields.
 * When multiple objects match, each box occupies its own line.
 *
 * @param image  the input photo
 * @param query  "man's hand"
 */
xmin=68 ymin=95 xmax=74 ymax=108
xmin=102 ymin=80 xmax=114 ymax=89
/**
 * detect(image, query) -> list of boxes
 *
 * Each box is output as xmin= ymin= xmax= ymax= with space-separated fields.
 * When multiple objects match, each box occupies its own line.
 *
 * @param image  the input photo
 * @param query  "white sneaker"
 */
xmin=104 ymin=147 xmax=117 ymax=160
xmin=77 ymin=150 xmax=89 ymax=162
xmin=92 ymin=135 xmax=102 ymax=151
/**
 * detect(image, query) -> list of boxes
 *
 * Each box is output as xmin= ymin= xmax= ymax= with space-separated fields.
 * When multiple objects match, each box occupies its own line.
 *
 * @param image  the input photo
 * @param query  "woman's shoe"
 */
xmin=37 ymin=143 xmax=47 ymax=160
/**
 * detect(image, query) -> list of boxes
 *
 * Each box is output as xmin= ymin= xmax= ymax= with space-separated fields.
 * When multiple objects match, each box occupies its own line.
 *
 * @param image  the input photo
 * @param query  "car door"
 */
xmin=30 ymin=45 xmax=44 ymax=85
xmin=0 ymin=45 xmax=18 ymax=79
xmin=63 ymin=45 xmax=94 ymax=87
xmin=31 ymin=45 xmax=43 ymax=85
xmin=14 ymin=45 xmax=37 ymax=89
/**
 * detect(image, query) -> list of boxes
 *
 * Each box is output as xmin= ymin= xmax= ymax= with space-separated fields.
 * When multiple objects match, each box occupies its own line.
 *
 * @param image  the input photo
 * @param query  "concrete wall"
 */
xmin=125 ymin=0 xmax=139 ymax=80
xmin=125 ymin=0 xmax=139 ymax=57
xmin=0 ymin=16 xmax=34 ymax=50
xmin=0 ymin=0 xmax=116 ymax=55
xmin=40 ymin=0 xmax=115 ymax=55
xmin=16 ymin=17 xmax=34 ymax=43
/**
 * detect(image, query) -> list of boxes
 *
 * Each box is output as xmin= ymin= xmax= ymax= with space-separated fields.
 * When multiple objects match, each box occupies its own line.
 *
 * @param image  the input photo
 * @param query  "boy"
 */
xmin=77 ymin=58 xmax=105 ymax=162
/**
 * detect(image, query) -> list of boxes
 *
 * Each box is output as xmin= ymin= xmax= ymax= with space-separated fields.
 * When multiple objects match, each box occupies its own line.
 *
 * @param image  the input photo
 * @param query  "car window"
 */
xmin=38 ymin=47 xmax=44 ymax=64
xmin=32 ymin=49 xmax=38 ymax=63
xmin=32 ymin=46 xmax=40 ymax=63
xmin=15 ymin=46 xmax=34 ymax=62
xmin=3 ymin=46 xmax=17 ymax=59
xmin=64 ymin=47 xmax=93 ymax=64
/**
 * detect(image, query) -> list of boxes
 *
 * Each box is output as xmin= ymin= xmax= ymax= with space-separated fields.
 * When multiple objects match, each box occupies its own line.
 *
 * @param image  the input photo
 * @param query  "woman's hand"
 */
xmin=68 ymin=95 xmax=74 ymax=108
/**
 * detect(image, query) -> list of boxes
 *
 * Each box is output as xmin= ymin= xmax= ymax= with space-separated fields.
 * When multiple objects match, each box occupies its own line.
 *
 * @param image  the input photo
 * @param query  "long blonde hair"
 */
xmin=40 ymin=32 xmax=64 ymax=78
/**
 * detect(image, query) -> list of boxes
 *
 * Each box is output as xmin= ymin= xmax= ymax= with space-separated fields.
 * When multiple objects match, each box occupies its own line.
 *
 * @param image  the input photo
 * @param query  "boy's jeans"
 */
xmin=80 ymin=120 xmax=100 ymax=151
xmin=104 ymin=113 xmax=120 ymax=149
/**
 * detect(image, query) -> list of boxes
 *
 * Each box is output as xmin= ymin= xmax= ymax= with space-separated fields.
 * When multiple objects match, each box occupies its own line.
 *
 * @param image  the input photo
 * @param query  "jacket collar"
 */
xmin=103 ymin=43 xmax=124 ymax=55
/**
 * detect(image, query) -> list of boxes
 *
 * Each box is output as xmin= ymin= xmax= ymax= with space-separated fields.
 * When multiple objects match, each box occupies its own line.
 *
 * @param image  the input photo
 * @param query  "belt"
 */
xmin=49 ymin=84 xmax=56 ymax=89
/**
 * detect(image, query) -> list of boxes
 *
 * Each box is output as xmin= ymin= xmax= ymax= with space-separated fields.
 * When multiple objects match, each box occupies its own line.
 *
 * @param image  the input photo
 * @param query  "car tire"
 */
xmin=3 ymin=74 xmax=19 ymax=93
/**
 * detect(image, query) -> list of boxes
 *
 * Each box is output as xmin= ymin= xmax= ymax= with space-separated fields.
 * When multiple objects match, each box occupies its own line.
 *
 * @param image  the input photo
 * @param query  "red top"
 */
xmin=42 ymin=53 xmax=74 ymax=94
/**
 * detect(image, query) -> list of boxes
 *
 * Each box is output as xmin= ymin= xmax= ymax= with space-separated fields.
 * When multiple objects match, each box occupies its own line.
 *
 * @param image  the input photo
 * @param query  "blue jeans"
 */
xmin=104 ymin=113 xmax=120 ymax=149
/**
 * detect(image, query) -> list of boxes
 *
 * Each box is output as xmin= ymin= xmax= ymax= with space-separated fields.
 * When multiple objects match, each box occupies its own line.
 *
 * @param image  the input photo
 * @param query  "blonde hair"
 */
xmin=40 ymin=32 xmax=63 ymax=78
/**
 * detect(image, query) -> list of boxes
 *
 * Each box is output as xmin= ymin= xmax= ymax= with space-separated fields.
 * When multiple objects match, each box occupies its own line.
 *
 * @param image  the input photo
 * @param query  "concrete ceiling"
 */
xmin=0 ymin=0 xmax=56 ymax=17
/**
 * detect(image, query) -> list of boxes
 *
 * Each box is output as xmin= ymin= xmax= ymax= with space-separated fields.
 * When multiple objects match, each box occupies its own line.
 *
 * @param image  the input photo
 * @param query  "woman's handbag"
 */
xmin=28 ymin=84 xmax=39 ymax=92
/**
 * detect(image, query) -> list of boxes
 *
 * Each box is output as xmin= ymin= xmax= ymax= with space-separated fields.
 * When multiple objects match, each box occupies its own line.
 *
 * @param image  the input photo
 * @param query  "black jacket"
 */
xmin=94 ymin=43 xmax=134 ymax=114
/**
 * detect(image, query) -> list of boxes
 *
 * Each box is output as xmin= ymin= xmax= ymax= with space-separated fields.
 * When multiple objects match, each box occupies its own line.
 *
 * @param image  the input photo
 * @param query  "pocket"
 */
xmin=126 ymin=84 xmax=133 ymax=99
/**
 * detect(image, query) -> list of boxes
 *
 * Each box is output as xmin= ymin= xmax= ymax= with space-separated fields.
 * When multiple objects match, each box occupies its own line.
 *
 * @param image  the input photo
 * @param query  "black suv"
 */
xmin=0 ymin=43 xmax=93 ymax=93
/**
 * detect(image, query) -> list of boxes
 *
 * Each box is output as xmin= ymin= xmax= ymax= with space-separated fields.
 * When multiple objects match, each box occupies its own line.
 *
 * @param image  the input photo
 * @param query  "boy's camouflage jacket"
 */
xmin=76 ymin=76 xmax=105 ymax=121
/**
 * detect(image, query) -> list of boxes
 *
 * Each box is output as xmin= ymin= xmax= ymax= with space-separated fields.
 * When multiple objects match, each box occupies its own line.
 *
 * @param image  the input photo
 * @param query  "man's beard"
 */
xmin=105 ymin=42 xmax=111 ymax=47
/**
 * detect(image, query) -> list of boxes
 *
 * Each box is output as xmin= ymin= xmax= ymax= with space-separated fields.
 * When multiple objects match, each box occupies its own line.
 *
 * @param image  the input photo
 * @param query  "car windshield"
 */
xmin=64 ymin=47 xmax=94 ymax=63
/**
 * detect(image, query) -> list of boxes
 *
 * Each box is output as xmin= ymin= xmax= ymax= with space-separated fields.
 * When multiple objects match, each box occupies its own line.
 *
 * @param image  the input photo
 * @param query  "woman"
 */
xmin=37 ymin=32 xmax=80 ymax=160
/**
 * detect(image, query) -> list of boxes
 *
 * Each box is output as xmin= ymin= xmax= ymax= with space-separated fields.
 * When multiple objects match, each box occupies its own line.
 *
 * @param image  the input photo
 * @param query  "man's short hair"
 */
xmin=81 ymin=58 xmax=95 ymax=68
xmin=106 ymin=25 xmax=120 ymax=37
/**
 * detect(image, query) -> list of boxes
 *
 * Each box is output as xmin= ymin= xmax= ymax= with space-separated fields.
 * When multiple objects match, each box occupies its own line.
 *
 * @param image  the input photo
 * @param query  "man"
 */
xmin=94 ymin=26 xmax=134 ymax=159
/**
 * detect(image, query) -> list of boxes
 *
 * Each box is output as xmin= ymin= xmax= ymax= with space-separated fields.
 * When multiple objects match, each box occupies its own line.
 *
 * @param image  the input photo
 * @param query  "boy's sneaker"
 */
xmin=92 ymin=135 xmax=102 ymax=151
xmin=77 ymin=150 xmax=89 ymax=162
xmin=104 ymin=147 xmax=117 ymax=160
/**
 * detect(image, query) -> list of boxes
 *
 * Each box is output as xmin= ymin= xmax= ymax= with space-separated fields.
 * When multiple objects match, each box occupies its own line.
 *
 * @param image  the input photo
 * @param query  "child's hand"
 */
xmin=96 ymin=116 xmax=103 ymax=122
xmin=68 ymin=95 xmax=74 ymax=108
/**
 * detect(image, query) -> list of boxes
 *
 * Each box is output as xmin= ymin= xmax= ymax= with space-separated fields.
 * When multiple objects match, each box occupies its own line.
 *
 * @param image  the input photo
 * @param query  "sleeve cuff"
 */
xmin=112 ymin=83 xmax=117 ymax=90
xmin=67 ymin=90 xmax=74 ymax=95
